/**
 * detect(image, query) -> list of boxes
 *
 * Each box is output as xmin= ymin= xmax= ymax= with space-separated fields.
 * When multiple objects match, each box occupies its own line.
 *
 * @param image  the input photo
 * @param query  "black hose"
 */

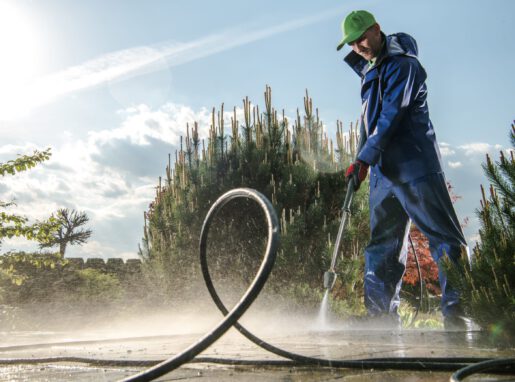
xmin=120 ymin=188 xmax=280 ymax=382
xmin=406 ymin=232 xmax=423 ymax=326
xmin=450 ymin=358 xmax=515 ymax=381
xmin=0 ymin=355 xmax=490 ymax=369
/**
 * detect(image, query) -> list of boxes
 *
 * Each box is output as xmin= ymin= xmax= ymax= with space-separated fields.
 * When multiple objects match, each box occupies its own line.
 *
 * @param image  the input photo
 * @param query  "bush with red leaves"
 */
xmin=403 ymin=182 xmax=466 ymax=296
xmin=403 ymin=226 xmax=440 ymax=295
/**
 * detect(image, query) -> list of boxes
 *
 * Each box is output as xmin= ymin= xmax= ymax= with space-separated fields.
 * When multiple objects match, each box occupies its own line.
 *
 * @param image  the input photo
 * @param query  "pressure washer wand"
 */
xmin=323 ymin=179 xmax=356 ymax=290
xmin=323 ymin=126 xmax=367 ymax=291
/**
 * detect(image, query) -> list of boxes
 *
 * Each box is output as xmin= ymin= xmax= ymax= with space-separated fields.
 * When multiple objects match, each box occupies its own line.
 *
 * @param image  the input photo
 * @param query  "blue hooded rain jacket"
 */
xmin=344 ymin=33 xmax=468 ymax=318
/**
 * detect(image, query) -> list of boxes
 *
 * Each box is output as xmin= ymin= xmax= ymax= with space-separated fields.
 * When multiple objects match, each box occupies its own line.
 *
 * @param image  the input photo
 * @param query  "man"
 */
xmin=337 ymin=10 xmax=470 ymax=329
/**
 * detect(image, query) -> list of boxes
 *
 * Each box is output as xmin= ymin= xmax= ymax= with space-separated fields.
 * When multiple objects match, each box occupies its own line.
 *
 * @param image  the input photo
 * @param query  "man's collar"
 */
xmin=344 ymin=32 xmax=387 ymax=77
xmin=368 ymin=33 xmax=387 ymax=68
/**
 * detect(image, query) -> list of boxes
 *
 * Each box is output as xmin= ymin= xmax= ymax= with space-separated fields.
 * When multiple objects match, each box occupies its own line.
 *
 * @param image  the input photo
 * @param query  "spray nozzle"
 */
xmin=323 ymin=270 xmax=337 ymax=290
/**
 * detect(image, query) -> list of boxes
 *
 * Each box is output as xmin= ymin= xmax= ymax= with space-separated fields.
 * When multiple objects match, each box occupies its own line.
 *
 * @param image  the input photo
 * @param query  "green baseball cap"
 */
xmin=336 ymin=10 xmax=376 ymax=51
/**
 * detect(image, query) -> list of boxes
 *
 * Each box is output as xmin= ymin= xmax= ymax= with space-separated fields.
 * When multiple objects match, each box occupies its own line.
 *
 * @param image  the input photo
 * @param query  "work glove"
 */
xmin=345 ymin=160 xmax=369 ymax=191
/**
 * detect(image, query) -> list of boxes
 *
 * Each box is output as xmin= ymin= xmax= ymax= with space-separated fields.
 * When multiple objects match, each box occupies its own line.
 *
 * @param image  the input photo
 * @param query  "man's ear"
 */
xmin=372 ymin=23 xmax=381 ymax=34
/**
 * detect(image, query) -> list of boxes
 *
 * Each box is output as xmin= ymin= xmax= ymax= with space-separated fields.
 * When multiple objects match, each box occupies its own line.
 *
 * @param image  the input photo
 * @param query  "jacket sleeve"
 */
xmin=357 ymin=57 xmax=418 ymax=166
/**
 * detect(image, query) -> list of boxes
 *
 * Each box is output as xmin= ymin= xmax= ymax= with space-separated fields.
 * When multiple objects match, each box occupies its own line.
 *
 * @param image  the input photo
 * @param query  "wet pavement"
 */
xmin=0 ymin=320 xmax=513 ymax=381
xmin=0 ymin=363 xmax=485 ymax=382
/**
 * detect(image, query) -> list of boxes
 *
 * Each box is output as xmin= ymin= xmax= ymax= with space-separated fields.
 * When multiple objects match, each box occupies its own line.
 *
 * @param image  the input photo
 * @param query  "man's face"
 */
xmin=348 ymin=24 xmax=382 ymax=61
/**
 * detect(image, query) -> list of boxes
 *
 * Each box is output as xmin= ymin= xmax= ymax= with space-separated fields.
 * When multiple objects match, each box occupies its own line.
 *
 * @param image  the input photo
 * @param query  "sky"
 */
xmin=0 ymin=0 xmax=513 ymax=260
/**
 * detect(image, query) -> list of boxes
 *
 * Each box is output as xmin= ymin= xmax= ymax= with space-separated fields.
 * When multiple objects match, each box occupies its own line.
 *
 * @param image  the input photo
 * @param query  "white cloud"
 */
xmin=448 ymin=161 xmax=462 ymax=168
xmin=439 ymin=143 xmax=456 ymax=157
xmin=0 ymin=143 xmax=40 ymax=156
xmin=92 ymin=103 xmax=212 ymax=147
xmin=458 ymin=142 xmax=495 ymax=156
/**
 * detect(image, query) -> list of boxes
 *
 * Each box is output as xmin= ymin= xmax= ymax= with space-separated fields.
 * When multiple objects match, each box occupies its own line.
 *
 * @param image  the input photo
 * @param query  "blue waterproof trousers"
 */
xmin=364 ymin=171 xmax=468 ymax=317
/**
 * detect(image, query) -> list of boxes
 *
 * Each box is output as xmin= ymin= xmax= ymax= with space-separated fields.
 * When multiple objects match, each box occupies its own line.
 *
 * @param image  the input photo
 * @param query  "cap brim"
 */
xmin=336 ymin=29 xmax=369 ymax=51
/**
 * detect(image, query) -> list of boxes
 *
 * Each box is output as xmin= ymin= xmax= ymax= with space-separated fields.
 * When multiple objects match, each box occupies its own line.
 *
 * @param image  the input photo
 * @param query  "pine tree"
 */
xmin=142 ymin=87 xmax=370 ymax=309
xmin=39 ymin=208 xmax=92 ymax=256
xmin=446 ymin=124 xmax=515 ymax=343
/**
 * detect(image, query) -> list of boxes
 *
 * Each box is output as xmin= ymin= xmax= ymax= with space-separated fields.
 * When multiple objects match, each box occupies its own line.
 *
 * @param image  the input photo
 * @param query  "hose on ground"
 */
xmin=0 ymin=356 xmax=496 ymax=370
xmin=450 ymin=358 xmax=515 ymax=381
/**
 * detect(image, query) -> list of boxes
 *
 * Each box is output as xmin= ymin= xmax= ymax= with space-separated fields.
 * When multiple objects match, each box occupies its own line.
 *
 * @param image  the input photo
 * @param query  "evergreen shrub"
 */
xmin=446 ymin=124 xmax=515 ymax=343
xmin=141 ymin=87 xmax=370 ymax=312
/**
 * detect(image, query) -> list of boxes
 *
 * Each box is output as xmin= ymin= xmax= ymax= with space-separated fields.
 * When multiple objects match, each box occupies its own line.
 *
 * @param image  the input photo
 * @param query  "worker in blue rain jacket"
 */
xmin=337 ymin=10 xmax=470 ymax=329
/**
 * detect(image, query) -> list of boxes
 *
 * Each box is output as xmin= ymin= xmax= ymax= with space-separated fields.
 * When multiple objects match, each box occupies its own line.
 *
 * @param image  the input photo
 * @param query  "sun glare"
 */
xmin=0 ymin=2 xmax=40 ymax=119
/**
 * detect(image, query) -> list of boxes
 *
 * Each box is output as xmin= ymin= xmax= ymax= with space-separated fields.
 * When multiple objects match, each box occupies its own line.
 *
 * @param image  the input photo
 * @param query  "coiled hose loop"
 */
xmin=121 ymin=188 xmax=280 ymax=382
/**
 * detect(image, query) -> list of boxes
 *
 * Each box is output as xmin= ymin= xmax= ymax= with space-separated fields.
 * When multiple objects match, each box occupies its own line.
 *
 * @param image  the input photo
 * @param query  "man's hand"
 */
xmin=345 ymin=160 xmax=369 ymax=191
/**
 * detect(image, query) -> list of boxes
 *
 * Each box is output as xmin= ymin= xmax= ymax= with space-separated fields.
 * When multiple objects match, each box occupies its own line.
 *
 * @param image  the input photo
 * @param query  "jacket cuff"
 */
xmin=357 ymin=146 xmax=381 ymax=166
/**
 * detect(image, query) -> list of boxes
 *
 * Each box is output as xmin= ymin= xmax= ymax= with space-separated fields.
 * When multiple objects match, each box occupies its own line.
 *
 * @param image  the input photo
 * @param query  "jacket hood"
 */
xmin=344 ymin=32 xmax=419 ymax=77
xmin=387 ymin=32 xmax=418 ymax=58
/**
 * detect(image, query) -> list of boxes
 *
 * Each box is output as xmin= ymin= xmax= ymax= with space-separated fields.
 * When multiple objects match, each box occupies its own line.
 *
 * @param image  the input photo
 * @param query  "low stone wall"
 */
xmin=66 ymin=257 xmax=142 ymax=275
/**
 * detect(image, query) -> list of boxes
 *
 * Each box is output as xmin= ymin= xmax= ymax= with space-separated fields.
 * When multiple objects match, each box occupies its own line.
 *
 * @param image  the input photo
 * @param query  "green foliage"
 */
xmin=71 ymin=268 xmax=122 ymax=305
xmin=142 ymin=87 xmax=369 ymax=313
xmin=0 ymin=149 xmax=51 ymax=176
xmin=0 ymin=148 xmax=58 ymax=247
xmin=399 ymin=303 xmax=443 ymax=329
xmin=0 ymin=214 xmax=59 ymax=245
xmin=411 ymin=317 xmax=443 ymax=329
xmin=445 ymin=124 xmax=515 ymax=343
